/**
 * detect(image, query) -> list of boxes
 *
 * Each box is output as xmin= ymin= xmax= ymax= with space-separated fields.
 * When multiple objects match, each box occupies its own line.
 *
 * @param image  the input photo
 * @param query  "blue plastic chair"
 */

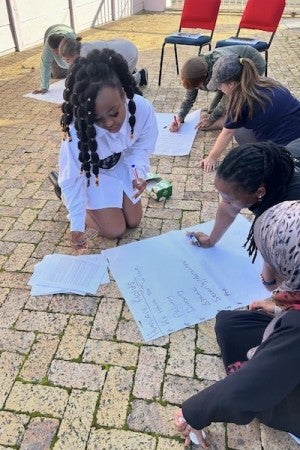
xmin=215 ymin=0 xmax=286 ymax=76
xmin=158 ymin=0 xmax=221 ymax=85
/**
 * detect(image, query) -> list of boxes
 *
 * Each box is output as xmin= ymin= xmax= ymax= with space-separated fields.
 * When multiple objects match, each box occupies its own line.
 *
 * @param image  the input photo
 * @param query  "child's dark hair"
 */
xmin=180 ymin=57 xmax=208 ymax=90
xmin=48 ymin=33 xmax=66 ymax=49
xmin=217 ymin=141 xmax=295 ymax=261
xmin=58 ymin=37 xmax=82 ymax=58
xmin=60 ymin=48 xmax=142 ymax=186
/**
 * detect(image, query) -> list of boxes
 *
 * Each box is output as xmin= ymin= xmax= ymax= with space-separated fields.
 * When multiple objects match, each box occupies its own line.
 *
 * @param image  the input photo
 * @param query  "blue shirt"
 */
xmin=225 ymin=86 xmax=300 ymax=145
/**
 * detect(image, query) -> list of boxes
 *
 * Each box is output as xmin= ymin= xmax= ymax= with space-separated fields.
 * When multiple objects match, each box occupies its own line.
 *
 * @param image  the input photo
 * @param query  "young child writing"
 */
xmin=58 ymin=48 xmax=158 ymax=252
xmin=169 ymin=45 xmax=266 ymax=133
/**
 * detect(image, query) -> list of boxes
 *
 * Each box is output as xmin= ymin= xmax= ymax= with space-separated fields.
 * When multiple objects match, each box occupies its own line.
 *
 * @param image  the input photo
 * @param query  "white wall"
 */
xmin=0 ymin=0 xmax=164 ymax=56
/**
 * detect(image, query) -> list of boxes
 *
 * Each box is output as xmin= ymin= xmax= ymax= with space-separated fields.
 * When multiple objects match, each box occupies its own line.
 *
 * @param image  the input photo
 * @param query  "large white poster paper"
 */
xmin=103 ymin=215 xmax=267 ymax=341
xmin=154 ymin=109 xmax=201 ymax=156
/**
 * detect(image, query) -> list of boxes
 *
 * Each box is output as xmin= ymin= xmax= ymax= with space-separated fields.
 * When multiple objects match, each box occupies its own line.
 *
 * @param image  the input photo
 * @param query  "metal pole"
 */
xmin=111 ymin=0 xmax=115 ymax=21
xmin=5 ymin=0 xmax=23 ymax=51
xmin=68 ymin=0 xmax=76 ymax=31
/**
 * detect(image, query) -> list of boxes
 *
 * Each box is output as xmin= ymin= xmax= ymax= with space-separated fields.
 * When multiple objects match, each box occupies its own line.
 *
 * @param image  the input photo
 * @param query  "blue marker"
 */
xmin=187 ymin=233 xmax=202 ymax=246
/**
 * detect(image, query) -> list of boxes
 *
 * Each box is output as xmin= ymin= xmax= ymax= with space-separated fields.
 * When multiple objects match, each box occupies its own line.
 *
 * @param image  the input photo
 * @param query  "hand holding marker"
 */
xmin=178 ymin=417 xmax=207 ymax=446
xmin=131 ymin=164 xmax=142 ymax=199
xmin=173 ymin=115 xmax=180 ymax=132
xmin=132 ymin=164 xmax=140 ymax=185
xmin=187 ymin=232 xmax=202 ymax=247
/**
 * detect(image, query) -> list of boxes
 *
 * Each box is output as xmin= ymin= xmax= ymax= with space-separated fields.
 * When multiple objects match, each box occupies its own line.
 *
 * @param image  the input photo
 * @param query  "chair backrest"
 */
xmin=179 ymin=0 xmax=221 ymax=31
xmin=239 ymin=0 xmax=286 ymax=32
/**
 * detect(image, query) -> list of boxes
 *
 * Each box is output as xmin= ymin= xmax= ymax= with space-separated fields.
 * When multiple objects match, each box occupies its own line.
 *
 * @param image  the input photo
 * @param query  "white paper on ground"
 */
xmin=103 ymin=215 xmax=268 ymax=342
xmin=29 ymin=253 xmax=109 ymax=296
xmin=23 ymin=79 xmax=65 ymax=104
xmin=154 ymin=109 xmax=201 ymax=156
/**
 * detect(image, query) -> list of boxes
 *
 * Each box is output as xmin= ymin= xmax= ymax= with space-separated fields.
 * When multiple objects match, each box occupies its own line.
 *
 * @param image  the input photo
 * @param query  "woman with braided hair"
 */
xmin=199 ymin=53 xmax=300 ymax=172
xmin=175 ymin=200 xmax=300 ymax=447
xmin=189 ymin=139 xmax=300 ymax=287
xmin=58 ymin=48 xmax=158 ymax=252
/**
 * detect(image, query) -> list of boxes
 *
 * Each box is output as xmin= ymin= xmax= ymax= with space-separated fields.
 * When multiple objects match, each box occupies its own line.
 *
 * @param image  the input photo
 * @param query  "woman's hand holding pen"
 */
xmin=174 ymin=410 xmax=209 ymax=448
xmin=131 ymin=164 xmax=145 ymax=199
xmin=169 ymin=115 xmax=182 ymax=132
xmin=132 ymin=177 xmax=146 ymax=198
xmin=187 ymin=231 xmax=214 ymax=248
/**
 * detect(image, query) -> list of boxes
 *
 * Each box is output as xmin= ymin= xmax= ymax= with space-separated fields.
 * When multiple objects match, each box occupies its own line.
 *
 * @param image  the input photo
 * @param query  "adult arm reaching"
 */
xmin=200 ymin=127 xmax=235 ymax=172
xmin=188 ymin=199 xmax=240 ymax=247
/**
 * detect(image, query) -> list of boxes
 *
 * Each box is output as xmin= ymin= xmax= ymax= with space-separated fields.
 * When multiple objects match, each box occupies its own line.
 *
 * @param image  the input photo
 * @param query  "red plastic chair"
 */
xmin=158 ymin=0 xmax=221 ymax=85
xmin=215 ymin=0 xmax=286 ymax=75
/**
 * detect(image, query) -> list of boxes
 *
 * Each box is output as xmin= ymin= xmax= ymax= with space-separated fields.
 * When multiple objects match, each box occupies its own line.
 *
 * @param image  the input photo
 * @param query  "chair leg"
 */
xmin=265 ymin=50 xmax=268 ymax=76
xmin=174 ymin=44 xmax=179 ymax=75
xmin=158 ymin=43 xmax=166 ymax=86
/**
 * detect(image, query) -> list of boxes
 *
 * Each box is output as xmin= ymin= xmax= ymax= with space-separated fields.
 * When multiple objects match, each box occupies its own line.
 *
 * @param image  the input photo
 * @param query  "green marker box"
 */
xmin=146 ymin=172 xmax=173 ymax=202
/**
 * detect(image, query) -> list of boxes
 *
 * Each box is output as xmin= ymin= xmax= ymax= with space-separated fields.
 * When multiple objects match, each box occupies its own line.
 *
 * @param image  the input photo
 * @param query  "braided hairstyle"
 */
xmin=60 ymin=48 xmax=142 ymax=186
xmin=216 ymin=141 xmax=295 ymax=261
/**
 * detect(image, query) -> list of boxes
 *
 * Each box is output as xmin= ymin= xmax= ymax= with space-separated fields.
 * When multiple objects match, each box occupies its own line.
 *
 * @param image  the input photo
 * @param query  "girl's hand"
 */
xmin=249 ymin=298 xmax=275 ymax=314
xmin=196 ymin=113 xmax=214 ymax=130
xmin=169 ymin=117 xmax=182 ymax=132
xmin=70 ymin=231 xmax=88 ymax=253
xmin=32 ymin=88 xmax=48 ymax=94
xmin=187 ymin=231 xmax=214 ymax=248
xmin=174 ymin=410 xmax=209 ymax=448
xmin=200 ymin=156 xmax=217 ymax=172
xmin=132 ymin=178 xmax=146 ymax=199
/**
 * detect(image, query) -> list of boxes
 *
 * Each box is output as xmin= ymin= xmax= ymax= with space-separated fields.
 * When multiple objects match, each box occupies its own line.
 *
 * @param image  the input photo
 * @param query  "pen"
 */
xmin=187 ymin=233 xmax=202 ymax=247
xmin=178 ymin=417 xmax=206 ymax=445
xmin=131 ymin=164 xmax=140 ymax=184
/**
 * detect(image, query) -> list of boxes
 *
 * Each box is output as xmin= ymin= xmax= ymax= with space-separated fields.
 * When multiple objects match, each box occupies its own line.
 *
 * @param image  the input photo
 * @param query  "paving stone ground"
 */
xmin=0 ymin=10 xmax=299 ymax=450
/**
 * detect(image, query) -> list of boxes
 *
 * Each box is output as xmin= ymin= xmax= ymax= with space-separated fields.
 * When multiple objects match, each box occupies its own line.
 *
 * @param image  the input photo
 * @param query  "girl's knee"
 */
xmin=126 ymin=216 xmax=142 ymax=229
xmin=100 ymin=223 xmax=126 ymax=239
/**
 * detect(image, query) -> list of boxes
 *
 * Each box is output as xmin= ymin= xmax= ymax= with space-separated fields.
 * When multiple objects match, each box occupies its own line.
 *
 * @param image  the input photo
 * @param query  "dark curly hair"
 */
xmin=60 ymin=48 xmax=142 ymax=186
xmin=217 ymin=141 xmax=296 ymax=261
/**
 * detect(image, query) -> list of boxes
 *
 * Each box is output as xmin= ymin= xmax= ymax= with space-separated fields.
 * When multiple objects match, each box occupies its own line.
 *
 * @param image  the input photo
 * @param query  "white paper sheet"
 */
xmin=23 ymin=79 xmax=65 ymax=104
xmin=103 ymin=215 xmax=267 ymax=341
xmin=154 ymin=109 xmax=201 ymax=156
xmin=29 ymin=253 xmax=109 ymax=296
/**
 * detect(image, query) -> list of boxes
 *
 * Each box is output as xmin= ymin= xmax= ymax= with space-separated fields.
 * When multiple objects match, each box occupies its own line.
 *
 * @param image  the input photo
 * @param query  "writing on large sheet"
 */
xmin=182 ymin=260 xmax=231 ymax=299
xmin=124 ymin=262 xmax=232 ymax=340
xmin=126 ymin=266 xmax=162 ymax=340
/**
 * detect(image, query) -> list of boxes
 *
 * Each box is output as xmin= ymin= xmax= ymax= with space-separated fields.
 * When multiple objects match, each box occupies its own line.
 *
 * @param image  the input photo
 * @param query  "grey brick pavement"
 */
xmin=0 ymin=11 xmax=299 ymax=450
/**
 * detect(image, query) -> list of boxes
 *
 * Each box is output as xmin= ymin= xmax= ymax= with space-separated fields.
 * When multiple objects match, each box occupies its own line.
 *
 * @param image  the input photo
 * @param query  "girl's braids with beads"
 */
xmin=216 ymin=141 xmax=295 ymax=262
xmin=60 ymin=48 xmax=142 ymax=186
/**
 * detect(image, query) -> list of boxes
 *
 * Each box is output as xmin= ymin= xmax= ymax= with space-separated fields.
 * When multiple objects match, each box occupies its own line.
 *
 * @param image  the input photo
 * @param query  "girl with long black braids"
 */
xmin=188 ymin=139 xmax=300 ymax=288
xmin=58 ymin=48 xmax=158 ymax=252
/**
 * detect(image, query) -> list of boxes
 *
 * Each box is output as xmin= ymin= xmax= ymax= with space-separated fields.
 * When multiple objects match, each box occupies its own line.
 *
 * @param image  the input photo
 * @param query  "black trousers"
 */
xmin=182 ymin=310 xmax=300 ymax=436
xmin=215 ymin=309 xmax=273 ymax=367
